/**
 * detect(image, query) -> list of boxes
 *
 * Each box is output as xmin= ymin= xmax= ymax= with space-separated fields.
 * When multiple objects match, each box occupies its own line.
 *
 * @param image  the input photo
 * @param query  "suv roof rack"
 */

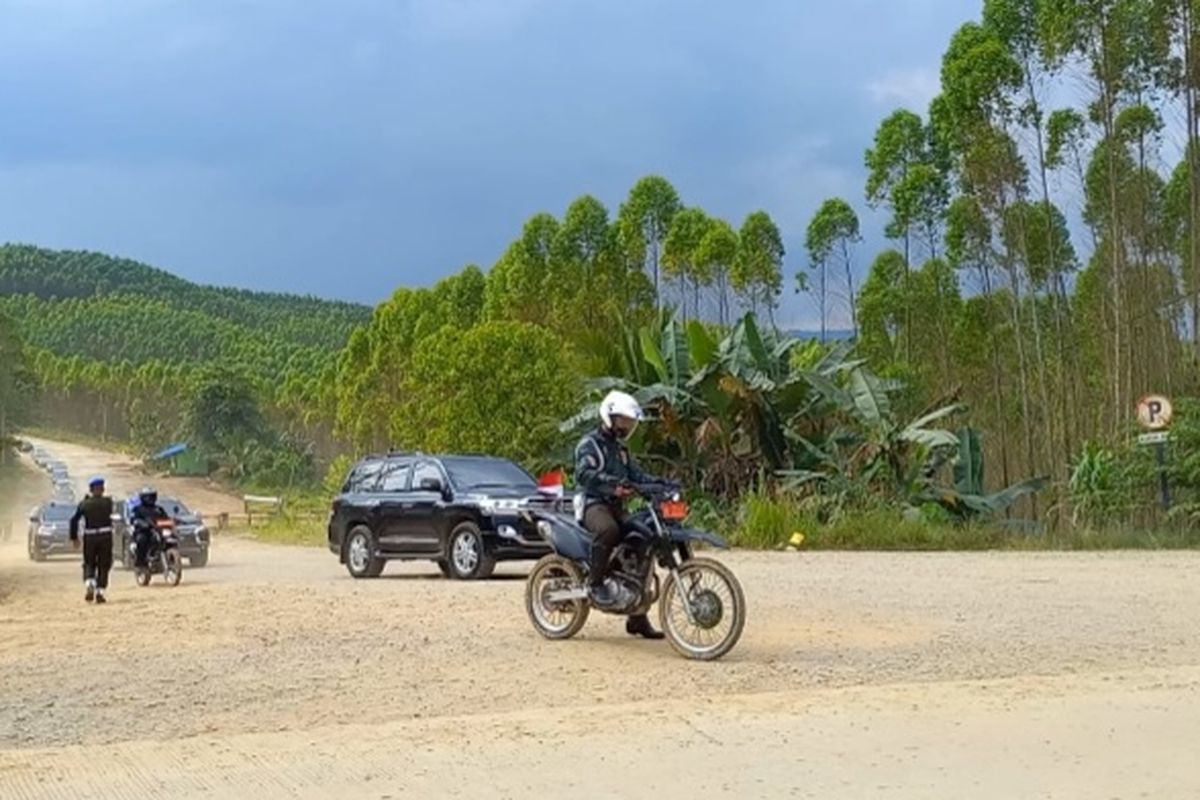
xmin=361 ymin=450 xmax=422 ymax=460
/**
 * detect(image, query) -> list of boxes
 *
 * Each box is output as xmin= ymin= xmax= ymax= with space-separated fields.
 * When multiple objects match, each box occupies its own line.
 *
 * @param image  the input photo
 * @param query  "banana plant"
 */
xmin=562 ymin=312 xmax=848 ymax=498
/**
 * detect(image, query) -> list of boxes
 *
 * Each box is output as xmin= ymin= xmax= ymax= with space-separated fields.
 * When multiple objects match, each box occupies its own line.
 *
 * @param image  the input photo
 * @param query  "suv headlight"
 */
xmin=477 ymin=498 xmax=520 ymax=515
xmin=37 ymin=525 xmax=55 ymax=538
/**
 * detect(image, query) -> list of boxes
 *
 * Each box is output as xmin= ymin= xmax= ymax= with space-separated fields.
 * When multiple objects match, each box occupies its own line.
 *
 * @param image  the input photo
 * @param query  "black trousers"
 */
xmin=134 ymin=528 xmax=155 ymax=567
xmin=82 ymin=533 xmax=113 ymax=590
xmin=583 ymin=503 xmax=626 ymax=586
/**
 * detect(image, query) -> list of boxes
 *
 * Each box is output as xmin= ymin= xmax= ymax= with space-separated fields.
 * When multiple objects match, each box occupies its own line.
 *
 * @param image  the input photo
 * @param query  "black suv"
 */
xmin=328 ymin=453 xmax=557 ymax=579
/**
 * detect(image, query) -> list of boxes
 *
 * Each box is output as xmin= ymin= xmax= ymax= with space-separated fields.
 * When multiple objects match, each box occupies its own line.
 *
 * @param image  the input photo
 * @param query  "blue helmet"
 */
xmin=88 ymin=476 xmax=105 ymax=488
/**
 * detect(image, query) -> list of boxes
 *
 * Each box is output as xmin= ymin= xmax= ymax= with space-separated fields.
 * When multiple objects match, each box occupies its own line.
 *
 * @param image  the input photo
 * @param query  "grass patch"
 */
xmin=240 ymin=495 xmax=329 ymax=547
xmin=245 ymin=516 xmax=327 ymax=547
xmin=725 ymin=490 xmax=1200 ymax=551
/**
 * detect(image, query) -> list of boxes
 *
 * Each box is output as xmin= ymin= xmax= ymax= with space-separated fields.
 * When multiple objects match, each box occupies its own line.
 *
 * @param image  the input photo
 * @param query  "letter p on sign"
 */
xmin=1137 ymin=395 xmax=1174 ymax=430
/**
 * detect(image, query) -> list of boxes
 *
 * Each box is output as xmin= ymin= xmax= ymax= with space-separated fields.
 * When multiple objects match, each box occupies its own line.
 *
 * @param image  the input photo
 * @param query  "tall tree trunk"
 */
xmin=820 ymin=260 xmax=827 ymax=343
xmin=1000 ymin=196 xmax=1039 ymax=519
xmin=1184 ymin=1 xmax=1200 ymax=353
xmin=842 ymin=239 xmax=858 ymax=338
xmin=1023 ymin=64 xmax=1074 ymax=513
xmin=980 ymin=263 xmax=1012 ymax=492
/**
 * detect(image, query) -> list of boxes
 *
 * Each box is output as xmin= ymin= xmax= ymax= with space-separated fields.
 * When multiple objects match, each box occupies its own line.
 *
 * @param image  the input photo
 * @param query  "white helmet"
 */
xmin=600 ymin=390 xmax=643 ymax=438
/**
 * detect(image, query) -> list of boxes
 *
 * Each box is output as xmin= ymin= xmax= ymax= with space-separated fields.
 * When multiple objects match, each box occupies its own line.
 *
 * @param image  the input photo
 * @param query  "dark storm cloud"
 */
xmin=0 ymin=0 xmax=965 ymax=324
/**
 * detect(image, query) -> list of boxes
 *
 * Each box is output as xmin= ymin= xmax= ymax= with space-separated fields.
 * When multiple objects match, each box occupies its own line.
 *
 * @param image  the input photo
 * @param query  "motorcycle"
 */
xmin=131 ymin=518 xmax=183 ymax=587
xmin=524 ymin=481 xmax=746 ymax=661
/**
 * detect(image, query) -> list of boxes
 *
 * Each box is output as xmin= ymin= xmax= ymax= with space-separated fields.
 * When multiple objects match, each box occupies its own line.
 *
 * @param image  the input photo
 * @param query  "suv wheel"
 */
xmin=28 ymin=535 xmax=44 ymax=562
xmin=190 ymin=551 xmax=209 ymax=568
xmin=345 ymin=526 xmax=385 ymax=579
xmin=446 ymin=522 xmax=495 ymax=580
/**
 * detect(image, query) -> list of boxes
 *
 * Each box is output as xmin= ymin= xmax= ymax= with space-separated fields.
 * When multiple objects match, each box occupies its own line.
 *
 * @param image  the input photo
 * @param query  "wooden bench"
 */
xmin=243 ymin=495 xmax=283 ymax=527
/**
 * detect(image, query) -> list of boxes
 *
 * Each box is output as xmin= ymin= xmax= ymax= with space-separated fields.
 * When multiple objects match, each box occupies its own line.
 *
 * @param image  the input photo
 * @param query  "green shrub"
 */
xmin=729 ymin=488 xmax=809 ymax=549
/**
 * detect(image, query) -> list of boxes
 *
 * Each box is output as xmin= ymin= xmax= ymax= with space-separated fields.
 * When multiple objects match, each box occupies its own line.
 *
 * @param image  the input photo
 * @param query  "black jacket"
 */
xmin=130 ymin=502 xmax=169 ymax=531
xmin=69 ymin=495 xmax=114 ymax=541
xmin=574 ymin=426 xmax=653 ymax=506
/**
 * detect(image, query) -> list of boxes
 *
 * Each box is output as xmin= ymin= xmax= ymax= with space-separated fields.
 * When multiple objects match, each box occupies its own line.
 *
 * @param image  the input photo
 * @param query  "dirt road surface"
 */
xmin=3 ymin=439 xmax=1200 ymax=798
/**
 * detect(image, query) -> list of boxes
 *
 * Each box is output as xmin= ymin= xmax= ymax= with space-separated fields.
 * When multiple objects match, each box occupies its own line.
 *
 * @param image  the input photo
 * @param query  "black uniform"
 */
xmin=70 ymin=495 xmax=115 ymax=592
xmin=574 ymin=426 xmax=654 ymax=585
xmin=130 ymin=502 xmax=169 ymax=568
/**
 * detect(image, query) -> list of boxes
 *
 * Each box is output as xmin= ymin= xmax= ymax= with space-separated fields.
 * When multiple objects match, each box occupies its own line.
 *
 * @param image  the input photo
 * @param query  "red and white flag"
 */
xmin=536 ymin=470 xmax=565 ymax=497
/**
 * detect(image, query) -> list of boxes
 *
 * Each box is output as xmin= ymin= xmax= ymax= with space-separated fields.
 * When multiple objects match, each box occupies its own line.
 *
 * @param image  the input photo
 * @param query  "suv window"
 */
xmin=378 ymin=459 xmax=413 ymax=492
xmin=345 ymin=459 xmax=384 ymax=493
xmin=412 ymin=461 xmax=444 ymax=491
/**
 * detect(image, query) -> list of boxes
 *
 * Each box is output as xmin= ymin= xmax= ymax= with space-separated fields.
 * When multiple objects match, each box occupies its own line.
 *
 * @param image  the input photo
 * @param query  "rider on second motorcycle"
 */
xmin=130 ymin=486 xmax=169 ymax=569
xmin=574 ymin=390 xmax=665 ymax=640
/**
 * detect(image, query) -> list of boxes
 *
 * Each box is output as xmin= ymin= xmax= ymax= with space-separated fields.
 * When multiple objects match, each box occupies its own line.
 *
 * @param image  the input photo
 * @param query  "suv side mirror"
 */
xmin=418 ymin=477 xmax=444 ymax=494
xmin=29 ymin=515 xmax=39 ymax=523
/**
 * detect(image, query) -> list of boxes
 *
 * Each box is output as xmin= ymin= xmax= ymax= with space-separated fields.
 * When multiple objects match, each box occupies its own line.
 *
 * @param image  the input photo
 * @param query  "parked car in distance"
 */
xmin=16 ymin=438 xmax=32 ymax=453
xmin=328 ymin=453 xmax=556 ymax=579
xmin=27 ymin=501 xmax=80 ymax=561
xmin=31 ymin=448 xmax=50 ymax=468
xmin=115 ymin=496 xmax=211 ymax=568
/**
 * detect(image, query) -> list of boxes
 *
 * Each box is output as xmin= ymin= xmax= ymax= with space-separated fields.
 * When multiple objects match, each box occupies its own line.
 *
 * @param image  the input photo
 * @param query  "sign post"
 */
xmin=1136 ymin=395 xmax=1173 ymax=510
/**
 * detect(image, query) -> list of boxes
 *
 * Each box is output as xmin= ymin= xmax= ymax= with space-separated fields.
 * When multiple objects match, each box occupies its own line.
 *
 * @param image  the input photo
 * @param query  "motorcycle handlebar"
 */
xmin=627 ymin=480 xmax=682 ymax=498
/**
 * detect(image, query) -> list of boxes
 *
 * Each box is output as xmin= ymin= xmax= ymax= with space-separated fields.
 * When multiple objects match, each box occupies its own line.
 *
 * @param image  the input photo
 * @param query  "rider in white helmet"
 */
xmin=573 ymin=389 xmax=665 ymax=639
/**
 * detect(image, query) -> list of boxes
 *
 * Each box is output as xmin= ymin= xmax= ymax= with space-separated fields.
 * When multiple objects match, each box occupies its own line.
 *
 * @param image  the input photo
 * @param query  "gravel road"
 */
xmin=2 ymin=440 xmax=1200 ymax=798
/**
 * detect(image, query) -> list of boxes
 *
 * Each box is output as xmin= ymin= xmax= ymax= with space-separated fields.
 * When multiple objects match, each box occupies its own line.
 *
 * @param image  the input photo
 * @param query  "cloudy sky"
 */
xmin=0 ymin=0 xmax=968 ymax=326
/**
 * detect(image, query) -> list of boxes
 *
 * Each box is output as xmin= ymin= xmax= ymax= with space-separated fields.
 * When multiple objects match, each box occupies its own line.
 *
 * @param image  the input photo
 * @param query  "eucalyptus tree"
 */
xmin=733 ymin=211 xmax=786 ymax=325
xmin=805 ymin=198 xmax=862 ymax=339
xmin=617 ymin=176 xmax=682 ymax=306
xmin=662 ymin=207 xmax=714 ymax=321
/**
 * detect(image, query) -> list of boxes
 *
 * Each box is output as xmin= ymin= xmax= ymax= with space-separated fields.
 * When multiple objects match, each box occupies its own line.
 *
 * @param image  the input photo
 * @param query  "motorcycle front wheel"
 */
xmin=164 ymin=550 xmax=183 ymax=586
xmin=525 ymin=555 xmax=589 ymax=640
xmin=659 ymin=557 xmax=746 ymax=661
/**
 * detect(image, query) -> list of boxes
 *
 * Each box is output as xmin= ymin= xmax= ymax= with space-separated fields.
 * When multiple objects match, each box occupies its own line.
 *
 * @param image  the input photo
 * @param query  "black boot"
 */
xmin=587 ymin=544 xmax=617 ymax=608
xmin=626 ymin=614 xmax=665 ymax=640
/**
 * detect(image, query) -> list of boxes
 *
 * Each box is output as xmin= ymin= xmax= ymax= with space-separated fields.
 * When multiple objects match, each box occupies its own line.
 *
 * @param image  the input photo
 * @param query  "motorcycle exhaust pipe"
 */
xmin=545 ymin=587 xmax=588 ymax=603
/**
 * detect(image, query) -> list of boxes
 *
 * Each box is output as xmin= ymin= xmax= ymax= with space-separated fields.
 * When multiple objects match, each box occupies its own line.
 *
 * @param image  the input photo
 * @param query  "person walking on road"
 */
xmin=70 ymin=476 xmax=115 ymax=604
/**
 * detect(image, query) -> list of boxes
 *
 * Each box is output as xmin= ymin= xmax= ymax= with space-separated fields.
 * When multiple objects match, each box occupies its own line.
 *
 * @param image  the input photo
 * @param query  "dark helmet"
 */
xmin=138 ymin=486 xmax=158 ymax=507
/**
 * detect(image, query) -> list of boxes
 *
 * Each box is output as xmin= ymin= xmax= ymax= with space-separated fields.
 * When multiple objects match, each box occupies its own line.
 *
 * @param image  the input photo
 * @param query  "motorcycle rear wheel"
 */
xmin=525 ymin=555 xmax=589 ymax=640
xmin=164 ymin=550 xmax=183 ymax=587
xmin=659 ymin=557 xmax=746 ymax=661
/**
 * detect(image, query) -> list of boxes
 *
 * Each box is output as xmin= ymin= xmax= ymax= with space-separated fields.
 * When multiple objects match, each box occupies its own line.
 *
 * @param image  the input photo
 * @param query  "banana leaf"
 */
xmin=686 ymin=320 xmax=718 ymax=372
xmin=954 ymin=426 xmax=984 ymax=495
xmin=925 ymin=475 xmax=1049 ymax=518
xmin=848 ymin=367 xmax=890 ymax=426
xmin=662 ymin=319 xmax=690 ymax=387
xmin=639 ymin=328 xmax=668 ymax=385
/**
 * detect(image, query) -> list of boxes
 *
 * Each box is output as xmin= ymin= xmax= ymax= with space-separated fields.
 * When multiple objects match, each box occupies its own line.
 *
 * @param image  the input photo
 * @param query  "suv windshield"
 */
xmin=43 ymin=504 xmax=74 ymax=522
xmin=442 ymin=457 xmax=535 ymax=491
xmin=161 ymin=498 xmax=191 ymax=516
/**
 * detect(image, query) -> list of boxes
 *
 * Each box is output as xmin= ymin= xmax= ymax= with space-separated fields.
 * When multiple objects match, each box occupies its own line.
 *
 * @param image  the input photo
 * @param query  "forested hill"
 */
xmin=0 ymin=244 xmax=371 ymax=354
xmin=0 ymin=244 xmax=371 ymax=371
